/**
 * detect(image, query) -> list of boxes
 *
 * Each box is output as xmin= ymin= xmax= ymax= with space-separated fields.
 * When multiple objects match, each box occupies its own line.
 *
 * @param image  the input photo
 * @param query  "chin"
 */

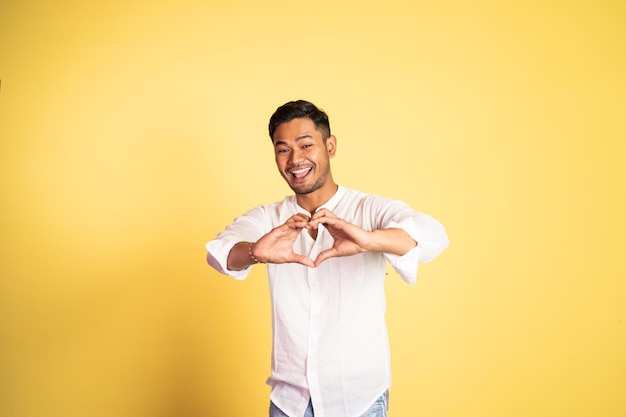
xmin=290 ymin=185 xmax=312 ymax=195
xmin=291 ymin=181 xmax=324 ymax=195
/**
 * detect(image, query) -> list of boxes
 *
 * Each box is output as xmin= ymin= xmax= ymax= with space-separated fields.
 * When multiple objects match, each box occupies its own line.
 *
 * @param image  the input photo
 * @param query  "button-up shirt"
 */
xmin=206 ymin=186 xmax=448 ymax=417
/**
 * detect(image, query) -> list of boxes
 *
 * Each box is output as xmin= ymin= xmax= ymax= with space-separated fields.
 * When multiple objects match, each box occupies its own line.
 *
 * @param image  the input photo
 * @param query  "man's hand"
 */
xmin=306 ymin=209 xmax=372 ymax=266
xmin=228 ymin=211 xmax=416 ymax=270
xmin=306 ymin=209 xmax=418 ymax=267
xmin=252 ymin=213 xmax=315 ymax=267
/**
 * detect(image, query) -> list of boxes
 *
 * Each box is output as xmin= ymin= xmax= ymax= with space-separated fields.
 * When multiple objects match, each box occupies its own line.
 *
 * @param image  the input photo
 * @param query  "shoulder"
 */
xmin=238 ymin=194 xmax=298 ymax=223
xmin=244 ymin=194 xmax=295 ymax=211
xmin=336 ymin=187 xmax=412 ymax=225
xmin=341 ymin=186 xmax=403 ymax=209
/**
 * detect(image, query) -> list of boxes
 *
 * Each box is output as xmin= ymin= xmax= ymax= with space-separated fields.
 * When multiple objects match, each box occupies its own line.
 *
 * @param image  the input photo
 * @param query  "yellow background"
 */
xmin=1 ymin=0 xmax=624 ymax=416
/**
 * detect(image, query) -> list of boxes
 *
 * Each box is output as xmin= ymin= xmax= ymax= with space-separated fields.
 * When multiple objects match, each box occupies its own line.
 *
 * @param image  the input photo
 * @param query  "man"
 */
xmin=206 ymin=100 xmax=448 ymax=417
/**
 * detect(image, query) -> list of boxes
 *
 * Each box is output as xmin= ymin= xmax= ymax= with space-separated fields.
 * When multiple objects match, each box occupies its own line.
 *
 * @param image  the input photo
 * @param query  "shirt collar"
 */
xmin=315 ymin=185 xmax=345 ymax=213
xmin=293 ymin=185 xmax=346 ymax=215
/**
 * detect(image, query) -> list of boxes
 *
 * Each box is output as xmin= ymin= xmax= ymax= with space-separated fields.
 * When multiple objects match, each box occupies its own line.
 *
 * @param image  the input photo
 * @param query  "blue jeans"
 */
xmin=269 ymin=391 xmax=389 ymax=417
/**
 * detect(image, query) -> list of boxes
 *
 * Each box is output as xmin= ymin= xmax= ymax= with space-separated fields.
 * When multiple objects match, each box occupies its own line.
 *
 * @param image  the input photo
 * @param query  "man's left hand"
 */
xmin=306 ymin=209 xmax=372 ymax=267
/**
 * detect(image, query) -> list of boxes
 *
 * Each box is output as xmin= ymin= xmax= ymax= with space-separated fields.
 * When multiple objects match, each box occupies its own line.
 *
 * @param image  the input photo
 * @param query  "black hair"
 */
xmin=268 ymin=100 xmax=331 ymax=141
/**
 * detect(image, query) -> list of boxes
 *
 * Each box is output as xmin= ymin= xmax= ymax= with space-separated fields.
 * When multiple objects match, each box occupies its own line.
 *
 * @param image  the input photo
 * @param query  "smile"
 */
xmin=290 ymin=167 xmax=312 ymax=179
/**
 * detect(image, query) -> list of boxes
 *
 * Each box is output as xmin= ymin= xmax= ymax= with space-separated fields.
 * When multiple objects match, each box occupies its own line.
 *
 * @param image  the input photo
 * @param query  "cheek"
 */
xmin=313 ymin=151 xmax=328 ymax=164
xmin=275 ymin=157 xmax=288 ymax=172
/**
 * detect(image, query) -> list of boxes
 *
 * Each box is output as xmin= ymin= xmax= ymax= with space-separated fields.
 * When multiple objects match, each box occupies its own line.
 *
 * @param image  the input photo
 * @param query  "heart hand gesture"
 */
xmin=306 ymin=209 xmax=373 ymax=266
xmin=251 ymin=213 xmax=315 ymax=267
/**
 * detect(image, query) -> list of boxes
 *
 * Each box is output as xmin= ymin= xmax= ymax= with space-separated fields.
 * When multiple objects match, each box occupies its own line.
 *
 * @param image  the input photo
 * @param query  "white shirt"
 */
xmin=206 ymin=186 xmax=448 ymax=417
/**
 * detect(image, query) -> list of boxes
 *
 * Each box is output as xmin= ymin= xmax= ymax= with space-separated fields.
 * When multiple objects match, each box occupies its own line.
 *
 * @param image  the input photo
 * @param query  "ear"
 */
xmin=326 ymin=135 xmax=337 ymax=158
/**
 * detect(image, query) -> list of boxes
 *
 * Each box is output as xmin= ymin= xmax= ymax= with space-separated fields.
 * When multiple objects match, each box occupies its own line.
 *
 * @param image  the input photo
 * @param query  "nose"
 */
xmin=289 ymin=147 xmax=303 ymax=165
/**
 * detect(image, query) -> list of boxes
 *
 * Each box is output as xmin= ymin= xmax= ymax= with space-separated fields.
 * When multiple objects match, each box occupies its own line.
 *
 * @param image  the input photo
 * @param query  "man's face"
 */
xmin=272 ymin=117 xmax=336 ymax=195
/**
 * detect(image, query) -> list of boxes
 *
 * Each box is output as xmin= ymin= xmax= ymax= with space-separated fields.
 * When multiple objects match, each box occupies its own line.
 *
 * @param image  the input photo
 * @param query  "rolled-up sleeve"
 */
xmin=205 ymin=205 xmax=268 ymax=280
xmin=378 ymin=201 xmax=449 ymax=284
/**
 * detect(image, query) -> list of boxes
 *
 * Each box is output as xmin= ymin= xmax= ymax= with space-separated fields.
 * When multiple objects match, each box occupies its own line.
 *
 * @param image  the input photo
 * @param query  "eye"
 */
xmin=302 ymin=144 xmax=312 ymax=149
xmin=276 ymin=148 xmax=289 ymax=154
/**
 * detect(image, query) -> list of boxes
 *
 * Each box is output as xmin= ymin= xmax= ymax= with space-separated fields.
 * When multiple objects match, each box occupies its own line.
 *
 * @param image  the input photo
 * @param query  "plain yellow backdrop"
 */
xmin=1 ymin=1 xmax=624 ymax=416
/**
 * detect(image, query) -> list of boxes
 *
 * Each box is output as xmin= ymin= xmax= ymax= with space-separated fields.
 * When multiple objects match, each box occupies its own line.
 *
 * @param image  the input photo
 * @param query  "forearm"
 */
xmin=226 ymin=241 xmax=259 ymax=271
xmin=367 ymin=228 xmax=417 ymax=256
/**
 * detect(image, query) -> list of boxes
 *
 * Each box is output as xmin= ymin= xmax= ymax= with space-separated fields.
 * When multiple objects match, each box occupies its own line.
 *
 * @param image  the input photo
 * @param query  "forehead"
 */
xmin=272 ymin=117 xmax=322 ymax=143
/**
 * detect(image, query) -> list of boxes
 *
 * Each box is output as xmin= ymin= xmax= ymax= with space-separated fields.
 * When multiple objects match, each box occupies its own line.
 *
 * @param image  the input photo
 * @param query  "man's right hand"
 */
xmin=252 ymin=213 xmax=315 ymax=267
xmin=226 ymin=214 xmax=315 ymax=271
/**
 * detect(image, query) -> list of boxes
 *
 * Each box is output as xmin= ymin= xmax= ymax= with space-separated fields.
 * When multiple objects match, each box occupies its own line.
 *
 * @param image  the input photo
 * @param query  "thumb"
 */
xmin=294 ymin=254 xmax=316 ymax=268
xmin=313 ymin=248 xmax=338 ymax=267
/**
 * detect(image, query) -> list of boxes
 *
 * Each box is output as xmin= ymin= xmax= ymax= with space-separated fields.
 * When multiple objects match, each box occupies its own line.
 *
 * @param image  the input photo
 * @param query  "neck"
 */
xmin=296 ymin=182 xmax=338 ymax=214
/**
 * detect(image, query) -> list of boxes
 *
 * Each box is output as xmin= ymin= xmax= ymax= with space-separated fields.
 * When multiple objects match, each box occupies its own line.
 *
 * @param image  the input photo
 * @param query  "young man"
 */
xmin=206 ymin=100 xmax=449 ymax=417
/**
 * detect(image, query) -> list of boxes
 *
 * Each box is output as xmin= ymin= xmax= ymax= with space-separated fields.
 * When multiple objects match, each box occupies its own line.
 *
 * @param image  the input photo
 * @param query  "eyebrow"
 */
xmin=274 ymin=134 xmax=313 ymax=147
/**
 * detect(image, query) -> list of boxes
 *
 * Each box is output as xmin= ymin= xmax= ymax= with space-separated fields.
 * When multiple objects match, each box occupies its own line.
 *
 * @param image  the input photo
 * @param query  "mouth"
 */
xmin=289 ymin=166 xmax=313 ymax=180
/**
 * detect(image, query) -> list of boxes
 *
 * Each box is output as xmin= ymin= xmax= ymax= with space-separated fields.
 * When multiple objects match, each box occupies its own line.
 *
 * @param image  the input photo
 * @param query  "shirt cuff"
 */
xmin=384 ymin=220 xmax=420 ymax=284
xmin=205 ymin=239 xmax=251 ymax=280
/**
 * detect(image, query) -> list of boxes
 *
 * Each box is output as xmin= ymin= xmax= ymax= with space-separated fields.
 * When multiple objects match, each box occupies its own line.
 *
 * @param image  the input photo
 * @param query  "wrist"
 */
xmin=248 ymin=242 xmax=264 ymax=264
xmin=371 ymin=228 xmax=417 ymax=255
xmin=366 ymin=230 xmax=382 ymax=252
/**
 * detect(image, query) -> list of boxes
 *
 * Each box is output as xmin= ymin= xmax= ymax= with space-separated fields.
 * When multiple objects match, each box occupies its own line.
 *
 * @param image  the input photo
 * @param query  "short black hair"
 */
xmin=268 ymin=100 xmax=331 ymax=141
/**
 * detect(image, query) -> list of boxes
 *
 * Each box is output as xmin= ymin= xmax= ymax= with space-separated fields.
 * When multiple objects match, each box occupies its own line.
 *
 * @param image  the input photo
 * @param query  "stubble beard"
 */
xmin=288 ymin=163 xmax=330 ymax=195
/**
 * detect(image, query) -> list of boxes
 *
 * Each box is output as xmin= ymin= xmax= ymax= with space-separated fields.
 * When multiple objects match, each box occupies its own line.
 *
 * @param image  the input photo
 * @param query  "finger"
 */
xmin=291 ymin=213 xmax=311 ymax=222
xmin=284 ymin=215 xmax=310 ymax=229
xmin=311 ymin=209 xmax=335 ymax=220
xmin=287 ymin=220 xmax=309 ymax=229
xmin=313 ymin=248 xmax=338 ymax=267
xmin=292 ymin=254 xmax=315 ymax=268
xmin=308 ymin=215 xmax=340 ymax=228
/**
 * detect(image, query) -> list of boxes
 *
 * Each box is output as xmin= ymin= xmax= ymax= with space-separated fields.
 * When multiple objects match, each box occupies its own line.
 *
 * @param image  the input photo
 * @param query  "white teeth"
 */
xmin=290 ymin=167 xmax=312 ymax=179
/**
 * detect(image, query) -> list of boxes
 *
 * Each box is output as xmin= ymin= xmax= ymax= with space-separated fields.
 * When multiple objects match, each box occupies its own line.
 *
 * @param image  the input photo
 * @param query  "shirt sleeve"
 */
xmin=371 ymin=198 xmax=449 ymax=284
xmin=205 ymin=205 xmax=268 ymax=280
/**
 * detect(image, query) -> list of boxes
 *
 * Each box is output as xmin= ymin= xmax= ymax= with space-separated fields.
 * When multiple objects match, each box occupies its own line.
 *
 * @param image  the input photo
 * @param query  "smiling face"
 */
xmin=272 ymin=117 xmax=337 ymax=198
